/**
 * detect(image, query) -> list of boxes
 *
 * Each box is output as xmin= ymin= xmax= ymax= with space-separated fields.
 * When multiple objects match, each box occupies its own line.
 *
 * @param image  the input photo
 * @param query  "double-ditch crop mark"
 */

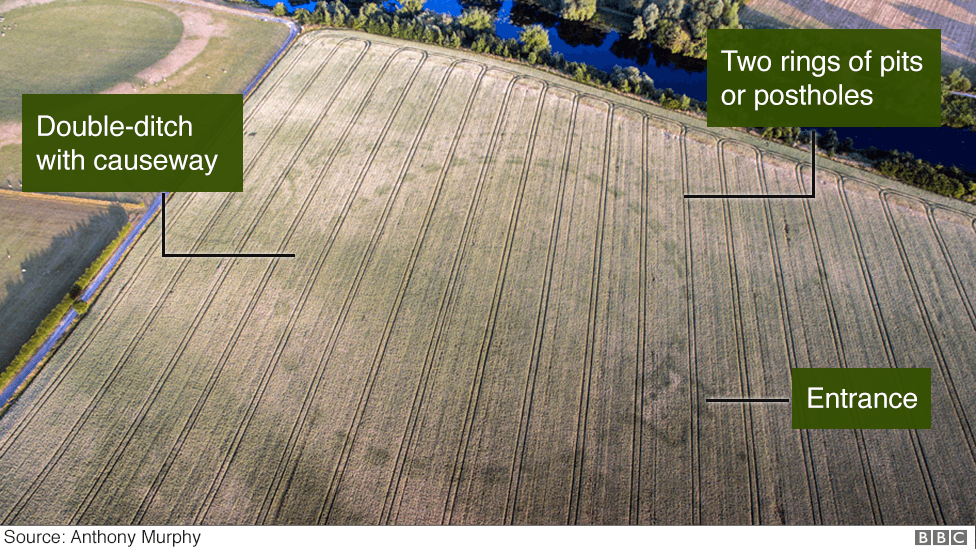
xmin=717 ymin=139 xmax=760 ymax=524
xmin=504 ymin=94 xmax=580 ymax=526
xmin=76 ymin=56 xmax=366 ymax=515
xmin=441 ymin=80 xmax=551 ymax=525
xmin=379 ymin=74 xmax=525 ymax=525
xmin=566 ymin=101 xmax=613 ymax=525
xmin=276 ymin=59 xmax=484 ymax=525
xmin=1 ymin=192 xmax=239 ymax=523
xmin=256 ymin=57 xmax=487 ymax=525
xmin=134 ymin=74 xmax=380 ymax=519
xmin=256 ymin=55 xmax=462 ymax=524
xmin=318 ymin=61 xmax=491 ymax=524
xmin=131 ymin=46 xmax=422 ymax=524
xmin=186 ymin=50 xmax=430 ymax=524
xmin=926 ymin=206 xmax=976 ymax=334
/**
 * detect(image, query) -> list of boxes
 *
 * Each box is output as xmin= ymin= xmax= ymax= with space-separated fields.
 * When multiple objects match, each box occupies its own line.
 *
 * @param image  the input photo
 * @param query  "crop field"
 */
xmin=0 ymin=191 xmax=132 ymax=371
xmin=1 ymin=31 xmax=975 ymax=525
xmin=740 ymin=0 xmax=976 ymax=72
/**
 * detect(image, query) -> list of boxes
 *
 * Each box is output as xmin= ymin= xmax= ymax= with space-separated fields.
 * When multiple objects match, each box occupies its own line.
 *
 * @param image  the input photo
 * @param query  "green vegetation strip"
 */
xmin=0 ymin=222 xmax=133 ymax=394
xmin=296 ymin=1 xmax=703 ymax=113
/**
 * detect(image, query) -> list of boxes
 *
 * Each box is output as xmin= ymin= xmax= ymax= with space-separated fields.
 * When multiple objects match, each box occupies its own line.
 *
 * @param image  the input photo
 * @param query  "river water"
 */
xmin=273 ymin=0 xmax=974 ymax=171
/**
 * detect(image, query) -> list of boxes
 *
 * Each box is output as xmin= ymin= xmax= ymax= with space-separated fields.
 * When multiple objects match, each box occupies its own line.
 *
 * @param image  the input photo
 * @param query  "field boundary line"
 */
xmin=381 ymin=71 xmax=522 ymax=525
xmin=191 ymin=49 xmax=430 ymax=524
xmin=441 ymin=77 xmax=549 ymax=525
xmin=568 ymin=99 xmax=613 ymax=525
xmin=503 ymin=92 xmax=579 ymax=525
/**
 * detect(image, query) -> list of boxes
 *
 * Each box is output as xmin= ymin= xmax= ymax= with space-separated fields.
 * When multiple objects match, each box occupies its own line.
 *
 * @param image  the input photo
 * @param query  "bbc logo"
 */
xmin=916 ymin=530 xmax=968 ymax=545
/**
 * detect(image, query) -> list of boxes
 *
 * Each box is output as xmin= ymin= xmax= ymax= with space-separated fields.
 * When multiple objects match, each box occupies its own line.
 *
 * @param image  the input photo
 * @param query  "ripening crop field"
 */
xmin=740 ymin=0 xmax=976 ymax=71
xmin=1 ymin=31 xmax=975 ymax=525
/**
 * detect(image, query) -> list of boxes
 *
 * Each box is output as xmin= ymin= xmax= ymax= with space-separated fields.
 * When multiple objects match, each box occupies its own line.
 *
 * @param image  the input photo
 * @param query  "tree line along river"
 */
xmin=270 ymin=0 xmax=974 ymax=171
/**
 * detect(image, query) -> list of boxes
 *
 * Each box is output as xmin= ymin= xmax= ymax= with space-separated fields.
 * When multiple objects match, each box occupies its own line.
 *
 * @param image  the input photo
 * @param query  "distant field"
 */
xmin=741 ymin=0 xmax=976 ymax=73
xmin=0 ymin=191 xmax=133 ymax=371
xmin=1 ymin=32 xmax=974 ymax=525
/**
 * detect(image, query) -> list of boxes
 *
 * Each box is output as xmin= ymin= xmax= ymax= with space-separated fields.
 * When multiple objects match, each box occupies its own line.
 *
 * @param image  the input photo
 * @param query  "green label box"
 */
xmin=792 ymin=368 xmax=931 ymax=429
xmin=22 ymin=94 xmax=243 ymax=193
xmin=707 ymin=29 xmax=941 ymax=127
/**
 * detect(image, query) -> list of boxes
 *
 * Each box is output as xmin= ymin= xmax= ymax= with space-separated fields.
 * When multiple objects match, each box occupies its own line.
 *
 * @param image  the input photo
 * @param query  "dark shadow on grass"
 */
xmin=0 ymin=205 xmax=128 ymax=370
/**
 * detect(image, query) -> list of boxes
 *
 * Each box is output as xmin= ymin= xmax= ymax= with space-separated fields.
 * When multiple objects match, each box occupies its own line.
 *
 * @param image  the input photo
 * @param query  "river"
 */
xmin=271 ymin=0 xmax=975 ymax=171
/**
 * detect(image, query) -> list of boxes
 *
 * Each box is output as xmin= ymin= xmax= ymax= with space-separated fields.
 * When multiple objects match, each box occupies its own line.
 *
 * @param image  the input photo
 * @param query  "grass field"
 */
xmin=0 ymin=0 xmax=290 ymax=193
xmin=0 ymin=0 xmax=183 ymax=119
xmin=0 ymin=191 xmax=134 ymax=372
xmin=1 ymin=31 xmax=975 ymax=525
xmin=741 ymin=0 xmax=976 ymax=73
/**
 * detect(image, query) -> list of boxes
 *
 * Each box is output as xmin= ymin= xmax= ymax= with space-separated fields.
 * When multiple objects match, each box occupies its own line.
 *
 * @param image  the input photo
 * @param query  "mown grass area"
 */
xmin=133 ymin=4 xmax=290 ymax=96
xmin=0 ymin=0 xmax=183 ymax=120
xmin=0 ymin=143 xmax=20 ymax=190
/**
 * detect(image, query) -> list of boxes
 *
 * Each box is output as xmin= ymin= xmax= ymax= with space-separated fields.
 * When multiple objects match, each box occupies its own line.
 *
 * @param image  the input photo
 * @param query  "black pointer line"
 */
xmin=706 ymin=398 xmax=791 ymax=403
xmin=684 ymin=129 xmax=817 ymax=199
xmin=160 ymin=192 xmax=295 ymax=258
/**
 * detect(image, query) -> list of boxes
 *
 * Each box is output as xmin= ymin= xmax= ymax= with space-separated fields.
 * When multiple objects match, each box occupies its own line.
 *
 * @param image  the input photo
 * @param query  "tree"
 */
xmin=519 ymin=25 xmax=551 ymax=57
xmin=272 ymin=2 xmax=287 ymax=17
xmin=458 ymin=7 xmax=495 ymax=32
xmin=820 ymin=128 xmax=839 ymax=154
xmin=73 ymin=300 xmax=89 ymax=315
xmin=398 ymin=0 xmax=425 ymax=15
xmin=560 ymin=0 xmax=596 ymax=21
xmin=294 ymin=8 xmax=311 ymax=24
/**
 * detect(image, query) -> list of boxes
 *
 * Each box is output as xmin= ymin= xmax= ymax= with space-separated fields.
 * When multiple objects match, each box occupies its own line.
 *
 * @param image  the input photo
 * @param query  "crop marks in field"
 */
xmin=0 ymin=31 xmax=975 ymax=525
